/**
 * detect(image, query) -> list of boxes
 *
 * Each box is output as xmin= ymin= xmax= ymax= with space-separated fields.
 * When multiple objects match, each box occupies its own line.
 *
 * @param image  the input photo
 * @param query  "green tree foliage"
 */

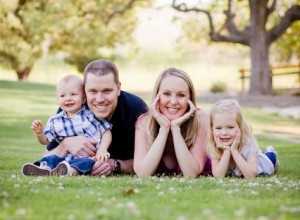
xmin=272 ymin=20 xmax=300 ymax=62
xmin=0 ymin=0 xmax=149 ymax=80
xmin=0 ymin=0 xmax=43 ymax=80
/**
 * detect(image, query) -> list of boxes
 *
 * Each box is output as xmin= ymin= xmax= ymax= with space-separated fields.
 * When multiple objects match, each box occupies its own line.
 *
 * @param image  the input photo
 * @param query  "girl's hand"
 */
xmin=151 ymin=94 xmax=170 ymax=128
xmin=215 ymin=136 xmax=231 ymax=151
xmin=230 ymin=128 xmax=241 ymax=152
xmin=31 ymin=120 xmax=43 ymax=134
xmin=171 ymin=100 xmax=196 ymax=127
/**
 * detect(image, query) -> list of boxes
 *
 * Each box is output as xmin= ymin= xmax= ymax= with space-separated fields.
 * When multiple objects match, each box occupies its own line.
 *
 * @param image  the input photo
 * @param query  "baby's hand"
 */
xmin=96 ymin=149 xmax=110 ymax=162
xmin=31 ymin=120 xmax=43 ymax=134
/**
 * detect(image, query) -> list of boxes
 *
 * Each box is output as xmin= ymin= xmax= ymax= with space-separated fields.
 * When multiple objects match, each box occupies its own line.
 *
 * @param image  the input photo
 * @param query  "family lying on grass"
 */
xmin=22 ymin=59 xmax=280 ymax=179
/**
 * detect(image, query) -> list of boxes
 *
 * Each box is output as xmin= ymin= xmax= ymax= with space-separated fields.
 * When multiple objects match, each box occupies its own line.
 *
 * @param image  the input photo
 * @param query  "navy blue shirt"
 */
xmin=47 ymin=91 xmax=148 ymax=160
xmin=108 ymin=91 xmax=148 ymax=159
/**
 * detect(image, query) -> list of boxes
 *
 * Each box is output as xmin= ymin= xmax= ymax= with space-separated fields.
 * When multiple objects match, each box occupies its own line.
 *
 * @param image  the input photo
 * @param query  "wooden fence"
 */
xmin=239 ymin=64 xmax=300 ymax=92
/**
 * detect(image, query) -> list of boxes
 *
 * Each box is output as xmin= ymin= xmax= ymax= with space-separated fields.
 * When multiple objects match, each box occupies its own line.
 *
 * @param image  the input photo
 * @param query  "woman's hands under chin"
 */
xmin=151 ymin=94 xmax=171 ymax=128
xmin=171 ymin=100 xmax=196 ymax=127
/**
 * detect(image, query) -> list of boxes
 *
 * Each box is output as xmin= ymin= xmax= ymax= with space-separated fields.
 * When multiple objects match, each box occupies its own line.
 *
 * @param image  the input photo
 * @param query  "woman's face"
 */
xmin=158 ymin=75 xmax=190 ymax=120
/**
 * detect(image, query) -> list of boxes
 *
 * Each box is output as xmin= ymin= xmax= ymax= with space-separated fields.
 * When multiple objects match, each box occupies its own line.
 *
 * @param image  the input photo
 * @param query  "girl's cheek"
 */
xmin=235 ymin=128 xmax=240 ymax=136
xmin=213 ymin=136 xmax=218 ymax=144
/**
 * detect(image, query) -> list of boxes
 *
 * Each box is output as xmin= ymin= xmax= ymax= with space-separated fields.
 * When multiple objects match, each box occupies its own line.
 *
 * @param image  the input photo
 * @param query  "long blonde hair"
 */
xmin=207 ymin=99 xmax=258 ymax=159
xmin=146 ymin=67 xmax=199 ymax=148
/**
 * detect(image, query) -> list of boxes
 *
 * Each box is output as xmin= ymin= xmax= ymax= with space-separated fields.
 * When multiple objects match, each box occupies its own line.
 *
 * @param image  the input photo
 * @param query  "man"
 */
xmin=45 ymin=59 xmax=148 ymax=176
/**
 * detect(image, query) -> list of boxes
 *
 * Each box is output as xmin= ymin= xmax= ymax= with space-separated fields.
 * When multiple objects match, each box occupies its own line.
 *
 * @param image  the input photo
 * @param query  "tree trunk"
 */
xmin=249 ymin=0 xmax=272 ymax=95
xmin=16 ymin=67 xmax=31 ymax=81
xmin=249 ymin=38 xmax=272 ymax=95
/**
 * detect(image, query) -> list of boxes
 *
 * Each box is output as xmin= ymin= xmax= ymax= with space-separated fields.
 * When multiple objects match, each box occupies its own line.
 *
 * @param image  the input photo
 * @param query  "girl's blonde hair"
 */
xmin=145 ymin=67 xmax=199 ymax=148
xmin=207 ymin=99 xmax=258 ymax=159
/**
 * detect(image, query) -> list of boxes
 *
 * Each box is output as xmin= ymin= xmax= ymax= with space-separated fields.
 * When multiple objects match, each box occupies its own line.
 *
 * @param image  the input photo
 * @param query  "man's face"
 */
xmin=84 ymin=73 xmax=121 ymax=120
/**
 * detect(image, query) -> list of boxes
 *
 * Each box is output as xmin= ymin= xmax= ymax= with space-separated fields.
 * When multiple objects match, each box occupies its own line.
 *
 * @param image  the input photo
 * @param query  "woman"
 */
xmin=133 ymin=68 xmax=211 ymax=178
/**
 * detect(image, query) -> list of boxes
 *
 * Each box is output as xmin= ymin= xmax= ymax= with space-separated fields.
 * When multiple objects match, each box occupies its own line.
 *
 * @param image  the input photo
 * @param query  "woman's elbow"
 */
xmin=183 ymin=173 xmax=197 ymax=178
xmin=134 ymin=167 xmax=152 ymax=178
xmin=212 ymin=172 xmax=226 ymax=178
xmin=182 ymin=168 xmax=200 ymax=178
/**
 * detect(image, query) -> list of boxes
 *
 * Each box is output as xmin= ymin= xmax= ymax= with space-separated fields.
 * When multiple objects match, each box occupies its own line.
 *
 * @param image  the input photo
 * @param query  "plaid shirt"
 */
xmin=44 ymin=106 xmax=112 ymax=147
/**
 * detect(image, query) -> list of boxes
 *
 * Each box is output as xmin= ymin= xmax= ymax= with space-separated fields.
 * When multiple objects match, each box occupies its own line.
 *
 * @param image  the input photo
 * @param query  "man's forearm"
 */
xmin=119 ymin=159 xmax=133 ymax=173
xmin=108 ymin=158 xmax=133 ymax=174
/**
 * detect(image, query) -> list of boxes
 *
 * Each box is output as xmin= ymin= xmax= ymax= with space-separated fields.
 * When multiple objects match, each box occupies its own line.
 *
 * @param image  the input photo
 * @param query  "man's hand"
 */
xmin=90 ymin=159 xmax=114 ymax=176
xmin=62 ymin=136 xmax=97 ymax=157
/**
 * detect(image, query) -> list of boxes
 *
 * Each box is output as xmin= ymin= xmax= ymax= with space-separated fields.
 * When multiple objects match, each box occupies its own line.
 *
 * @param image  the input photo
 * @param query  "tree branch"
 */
xmin=104 ymin=0 xmax=138 ymax=25
xmin=223 ymin=0 xmax=247 ymax=40
xmin=267 ymin=0 xmax=277 ymax=15
xmin=224 ymin=0 xmax=236 ymax=33
xmin=171 ymin=0 xmax=215 ymax=35
xmin=268 ymin=4 xmax=300 ymax=44
xmin=172 ymin=0 xmax=249 ymax=45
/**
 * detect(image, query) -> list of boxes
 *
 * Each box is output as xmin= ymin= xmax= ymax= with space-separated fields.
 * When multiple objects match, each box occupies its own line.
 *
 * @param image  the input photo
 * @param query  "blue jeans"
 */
xmin=36 ymin=154 xmax=95 ymax=175
xmin=265 ymin=152 xmax=277 ymax=166
xmin=35 ymin=154 xmax=64 ymax=169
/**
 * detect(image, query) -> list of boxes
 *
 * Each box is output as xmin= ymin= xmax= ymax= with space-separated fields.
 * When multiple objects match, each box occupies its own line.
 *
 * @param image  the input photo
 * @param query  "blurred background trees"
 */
xmin=171 ymin=0 xmax=300 ymax=95
xmin=0 ymin=0 xmax=299 ymax=95
xmin=0 ymin=0 xmax=148 ymax=80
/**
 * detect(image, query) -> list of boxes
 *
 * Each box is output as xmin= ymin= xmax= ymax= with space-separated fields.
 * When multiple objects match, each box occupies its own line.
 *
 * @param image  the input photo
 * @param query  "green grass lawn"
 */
xmin=0 ymin=80 xmax=299 ymax=220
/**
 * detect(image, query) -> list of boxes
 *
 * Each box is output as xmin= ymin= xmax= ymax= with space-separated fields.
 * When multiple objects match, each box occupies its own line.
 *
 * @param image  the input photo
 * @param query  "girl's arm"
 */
xmin=231 ymin=131 xmax=257 ymax=179
xmin=231 ymin=150 xmax=257 ymax=179
xmin=211 ymin=149 xmax=231 ymax=177
xmin=211 ymin=134 xmax=232 ymax=177
xmin=133 ymin=115 xmax=170 ymax=177
xmin=31 ymin=120 xmax=49 ymax=145
xmin=172 ymin=107 xmax=207 ymax=178
xmin=96 ymin=129 xmax=112 ymax=161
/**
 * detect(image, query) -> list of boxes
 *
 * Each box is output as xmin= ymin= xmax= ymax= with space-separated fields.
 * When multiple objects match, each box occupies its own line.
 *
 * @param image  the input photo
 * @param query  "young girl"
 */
xmin=207 ymin=99 xmax=279 ymax=179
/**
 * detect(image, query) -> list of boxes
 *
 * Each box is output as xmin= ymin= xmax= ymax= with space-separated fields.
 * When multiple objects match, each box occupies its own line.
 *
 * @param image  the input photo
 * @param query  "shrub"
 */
xmin=210 ymin=81 xmax=227 ymax=93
